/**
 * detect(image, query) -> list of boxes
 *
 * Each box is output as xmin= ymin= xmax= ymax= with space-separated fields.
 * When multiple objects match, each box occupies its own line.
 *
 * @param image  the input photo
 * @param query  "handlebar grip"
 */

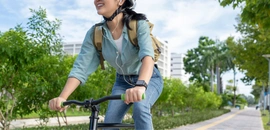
xmin=121 ymin=93 xmax=145 ymax=100
xmin=61 ymin=101 xmax=71 ymax=107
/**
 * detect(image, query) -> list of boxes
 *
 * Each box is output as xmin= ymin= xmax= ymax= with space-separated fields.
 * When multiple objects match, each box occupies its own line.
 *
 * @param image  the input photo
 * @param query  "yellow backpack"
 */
xmin=93 ymin=20 xmax=161 ymax=70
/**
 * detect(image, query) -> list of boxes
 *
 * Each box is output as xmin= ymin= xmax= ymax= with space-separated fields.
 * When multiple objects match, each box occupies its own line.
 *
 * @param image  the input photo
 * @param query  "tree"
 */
xmin=225 ymin=23 xmax=270 ymax=84
xmin=219 ymin=0 xmax=270 ymax=29
xmin=246 ymin=95 xmax=255 ymax=105
xmin=225 ymin=80 xmax=234 ymax=94
xmin=223 ymin=38 xmax=238 ymax=93
xmin=184 ymin=36 xmax=233 ymax=93
xmin=184 ymin=36 xmax=216 ymax=91
xmin=199 ymin=37 xmax=216 ymax=92
xmin=213 ymin=41 xmax=229 ymax=94
xmin=251 ymin=81 xmax=264 ymax=103
xmin=225 ymin=79 xmax=238 ymax=106
xmin=220 ymin=0 xmax=270 ymax=101
xmin=0 ymin=7 xmax=64 ymax=129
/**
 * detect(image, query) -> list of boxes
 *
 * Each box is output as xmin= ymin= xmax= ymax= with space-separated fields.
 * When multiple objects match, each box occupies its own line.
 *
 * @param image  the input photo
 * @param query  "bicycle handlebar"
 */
xmin=61 ymin=93 xmax=145 ymax=107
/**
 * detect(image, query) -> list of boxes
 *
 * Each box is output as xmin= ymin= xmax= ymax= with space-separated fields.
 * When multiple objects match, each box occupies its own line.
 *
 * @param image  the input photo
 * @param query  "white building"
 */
xmin=62 ymin=38 xmax=171 ymax=78
xmin=62 ymin=42 xmax=82 ymax=56
xmin=156 ymin=38 xmax=170 ymax=78
xmin=170 ymin=53 xmax=190 ymax=84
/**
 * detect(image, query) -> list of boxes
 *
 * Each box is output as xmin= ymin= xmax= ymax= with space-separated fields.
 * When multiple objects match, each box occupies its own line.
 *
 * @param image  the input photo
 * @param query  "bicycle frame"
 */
xmin=62 ymin=94 xmax=135 ymax=130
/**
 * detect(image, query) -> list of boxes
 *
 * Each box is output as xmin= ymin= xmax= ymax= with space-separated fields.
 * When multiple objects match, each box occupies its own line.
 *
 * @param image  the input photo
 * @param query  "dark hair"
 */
xmin=121 ymin=1 xmax=147 ymax=30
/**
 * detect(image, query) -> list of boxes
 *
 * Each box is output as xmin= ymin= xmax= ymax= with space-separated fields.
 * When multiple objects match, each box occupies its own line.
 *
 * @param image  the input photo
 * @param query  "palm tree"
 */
xmin=201 ymin=49 xmax=215 ymax=92
xmin=212 ymin=41 xmax=227 ymax=94
xmin=198 ymin=37 xmax=234 ymax=93
xmin=198 ymin=37 xmax=216 ymax=92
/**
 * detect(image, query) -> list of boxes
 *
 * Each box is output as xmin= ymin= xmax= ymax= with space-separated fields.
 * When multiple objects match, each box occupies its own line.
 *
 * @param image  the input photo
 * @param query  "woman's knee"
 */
xmin=132 ymin=102 xmax=152 ymax=120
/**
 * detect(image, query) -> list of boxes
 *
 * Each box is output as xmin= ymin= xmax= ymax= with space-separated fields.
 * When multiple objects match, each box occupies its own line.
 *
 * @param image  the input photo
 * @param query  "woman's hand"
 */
xmin=49 ymin=97 xmax=67 ymax=112
xmin=124 ymin=87 xmax=146 ymax=104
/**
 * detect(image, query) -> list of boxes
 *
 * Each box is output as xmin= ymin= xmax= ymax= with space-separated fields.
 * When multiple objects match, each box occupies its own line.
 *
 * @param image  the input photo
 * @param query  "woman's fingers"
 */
xmin=49 ymin=97 xmax=66 ymax=111
xmin=125 ymin=87 xmax=145 ymax=104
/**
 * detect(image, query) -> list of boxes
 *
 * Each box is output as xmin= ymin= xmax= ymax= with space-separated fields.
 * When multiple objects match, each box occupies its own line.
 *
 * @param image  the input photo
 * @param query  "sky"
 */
xmin=0 ymin=0 xmax=253 ymax=96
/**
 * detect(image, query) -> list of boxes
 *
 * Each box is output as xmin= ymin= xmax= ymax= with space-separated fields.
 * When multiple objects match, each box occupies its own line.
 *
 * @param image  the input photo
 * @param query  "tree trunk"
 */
xmin=233 ymin=89 xmax=236 ymax=107
xmin=220 ymin=77 xmax=223 ymax=94
xmin=233 ymin=69 xmax=236 ymax=107
xmin=216 ymin=66 xmax=220 ymax=94
xmin=210 ymin=66 xmax=214 ymax=92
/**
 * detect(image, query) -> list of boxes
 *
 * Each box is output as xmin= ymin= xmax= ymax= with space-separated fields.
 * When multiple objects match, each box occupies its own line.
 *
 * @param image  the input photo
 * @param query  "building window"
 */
xmin=64 ymin=45 xmax=74 ymax=48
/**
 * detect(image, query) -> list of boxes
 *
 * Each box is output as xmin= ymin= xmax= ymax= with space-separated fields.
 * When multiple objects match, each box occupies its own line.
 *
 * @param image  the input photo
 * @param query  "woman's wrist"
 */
xmin=135 ymin=80 xmax=148 ymax=90
xmin=135 ymin=85 xmax=147 ymax=90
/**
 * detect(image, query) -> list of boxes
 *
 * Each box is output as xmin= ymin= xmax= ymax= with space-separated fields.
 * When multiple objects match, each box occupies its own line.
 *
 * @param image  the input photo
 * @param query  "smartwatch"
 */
xmin=135 ymin=80 xmax=148 ymax=89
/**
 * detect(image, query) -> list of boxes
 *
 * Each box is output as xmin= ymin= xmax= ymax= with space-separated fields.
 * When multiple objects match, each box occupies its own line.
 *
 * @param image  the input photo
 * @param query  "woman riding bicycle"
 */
xmin=49 ymin=0 xmax=163 ymax=129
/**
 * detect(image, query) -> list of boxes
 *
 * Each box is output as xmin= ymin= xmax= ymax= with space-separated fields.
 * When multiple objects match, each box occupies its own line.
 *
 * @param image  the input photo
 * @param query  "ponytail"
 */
xmin=122 ymin=8 xmax=147 ymax=30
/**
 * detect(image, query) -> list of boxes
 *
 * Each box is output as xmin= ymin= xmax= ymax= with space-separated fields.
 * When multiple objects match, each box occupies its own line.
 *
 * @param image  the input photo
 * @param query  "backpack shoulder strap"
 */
xmin=147 ymin=21 xmax=154 ymax=32
xmin=93 ymin=25 xmax=105 ymax=70
xmin=128 ymin=20 xmax=154 ymax=46
xmin=128 ymin=20 xmax=138 ymax=46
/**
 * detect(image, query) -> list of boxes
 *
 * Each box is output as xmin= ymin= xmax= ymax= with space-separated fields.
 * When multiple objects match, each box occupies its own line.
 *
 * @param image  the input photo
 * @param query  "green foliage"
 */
xmin=219 ymin=0 xmax=270 ymax=29
xmin=184 ymin=36 xmax=234 ymax=92
xmin=27 ymin=8 xmax=62 ymax=55
xmin=225 ymin=23 xmax=270 ymax=84
xmin=246 ymin=95 xmax=255 ymax=105
xmin=261 ymin=110 xmax=270 ymax=130
xmin=152 ymin=78 xmax=186 ymax=116
xmin=238 ymin=94 xmax=248 ymax=105
xmin=69 ymin=62 xmax=116 ymax=115
xmin=152 ymin=78 xmax=222 ymax=117
xmin=220 ymin=92 xmax=248 ymax=108
xmin=153 ymin=109 xmax=230 ymax=129
xmin=251 ymin=82 xmax=263 ymax=102
xmin=184 ymin=37 xmax=215 ymax=84
xmin=220 ymin=93 xmax=232 ymax=107
xmin=219 ymin=0 xmax=270 ymax=96
xmin=0 ymin=7 xmax=65 ymax=129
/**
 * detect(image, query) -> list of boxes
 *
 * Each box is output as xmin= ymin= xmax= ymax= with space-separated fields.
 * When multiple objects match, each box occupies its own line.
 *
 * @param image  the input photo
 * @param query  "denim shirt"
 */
xmin=68 ymin=20 xmax=154 ymax=85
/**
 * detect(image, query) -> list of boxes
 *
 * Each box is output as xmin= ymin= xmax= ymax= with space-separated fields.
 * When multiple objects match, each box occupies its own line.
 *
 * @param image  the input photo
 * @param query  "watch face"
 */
xmin=137 ymin=80 xmax=144 ymax=84
xmin=136 ymin=80 xmax=146 ymax=86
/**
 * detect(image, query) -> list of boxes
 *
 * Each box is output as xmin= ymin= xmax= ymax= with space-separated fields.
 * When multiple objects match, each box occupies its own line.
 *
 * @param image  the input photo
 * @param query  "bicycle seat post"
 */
xmin=88 ymin=99 xmax=100 ymax=130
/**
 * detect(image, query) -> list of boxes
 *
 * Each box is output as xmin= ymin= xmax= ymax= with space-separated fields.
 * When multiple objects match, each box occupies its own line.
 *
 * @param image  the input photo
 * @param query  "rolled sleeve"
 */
xmin=137 ymin=20 xmax=154 ymax=61
xmin=68 ymin=26 xmax=100 ymax=85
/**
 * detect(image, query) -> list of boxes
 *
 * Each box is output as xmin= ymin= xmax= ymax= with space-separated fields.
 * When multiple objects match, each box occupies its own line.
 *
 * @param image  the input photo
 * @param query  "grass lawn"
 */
xmin=261 ymin=110 xmax=270 ymax=130
xmin=21 ymin=108 xmax=90 ymax=119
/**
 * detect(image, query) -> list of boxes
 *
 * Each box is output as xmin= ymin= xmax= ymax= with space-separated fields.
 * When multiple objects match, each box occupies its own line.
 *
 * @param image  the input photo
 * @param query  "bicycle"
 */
xmin=62 ymin=94 xmax=145 ymax=130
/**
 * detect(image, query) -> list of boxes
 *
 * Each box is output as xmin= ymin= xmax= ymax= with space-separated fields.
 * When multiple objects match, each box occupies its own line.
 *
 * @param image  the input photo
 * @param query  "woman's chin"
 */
xmin=96 ymin=11 xmax=101 ymax=15
xmin=96 ymin=10 xmax=104 ymax=15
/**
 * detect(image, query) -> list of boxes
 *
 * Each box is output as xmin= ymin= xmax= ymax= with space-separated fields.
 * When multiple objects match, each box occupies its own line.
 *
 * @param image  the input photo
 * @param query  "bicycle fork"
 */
xmin=89 ymin=104 xmax=100 ymax=130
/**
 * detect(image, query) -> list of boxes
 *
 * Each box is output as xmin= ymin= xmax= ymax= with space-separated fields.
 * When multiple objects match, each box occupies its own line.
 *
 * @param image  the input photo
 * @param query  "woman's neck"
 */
xmin=106 ymin=13 xmax=124 ymax=34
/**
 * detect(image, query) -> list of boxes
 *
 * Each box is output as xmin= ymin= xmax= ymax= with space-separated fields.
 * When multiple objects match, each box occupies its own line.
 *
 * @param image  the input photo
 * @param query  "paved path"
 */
xmin=171 ymin=107 xmax=264 ymax=130
xmin=9 ymin=116 xmax=93 ymax=129
xmin=8 ymin=107 xmax=264 ymax=130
